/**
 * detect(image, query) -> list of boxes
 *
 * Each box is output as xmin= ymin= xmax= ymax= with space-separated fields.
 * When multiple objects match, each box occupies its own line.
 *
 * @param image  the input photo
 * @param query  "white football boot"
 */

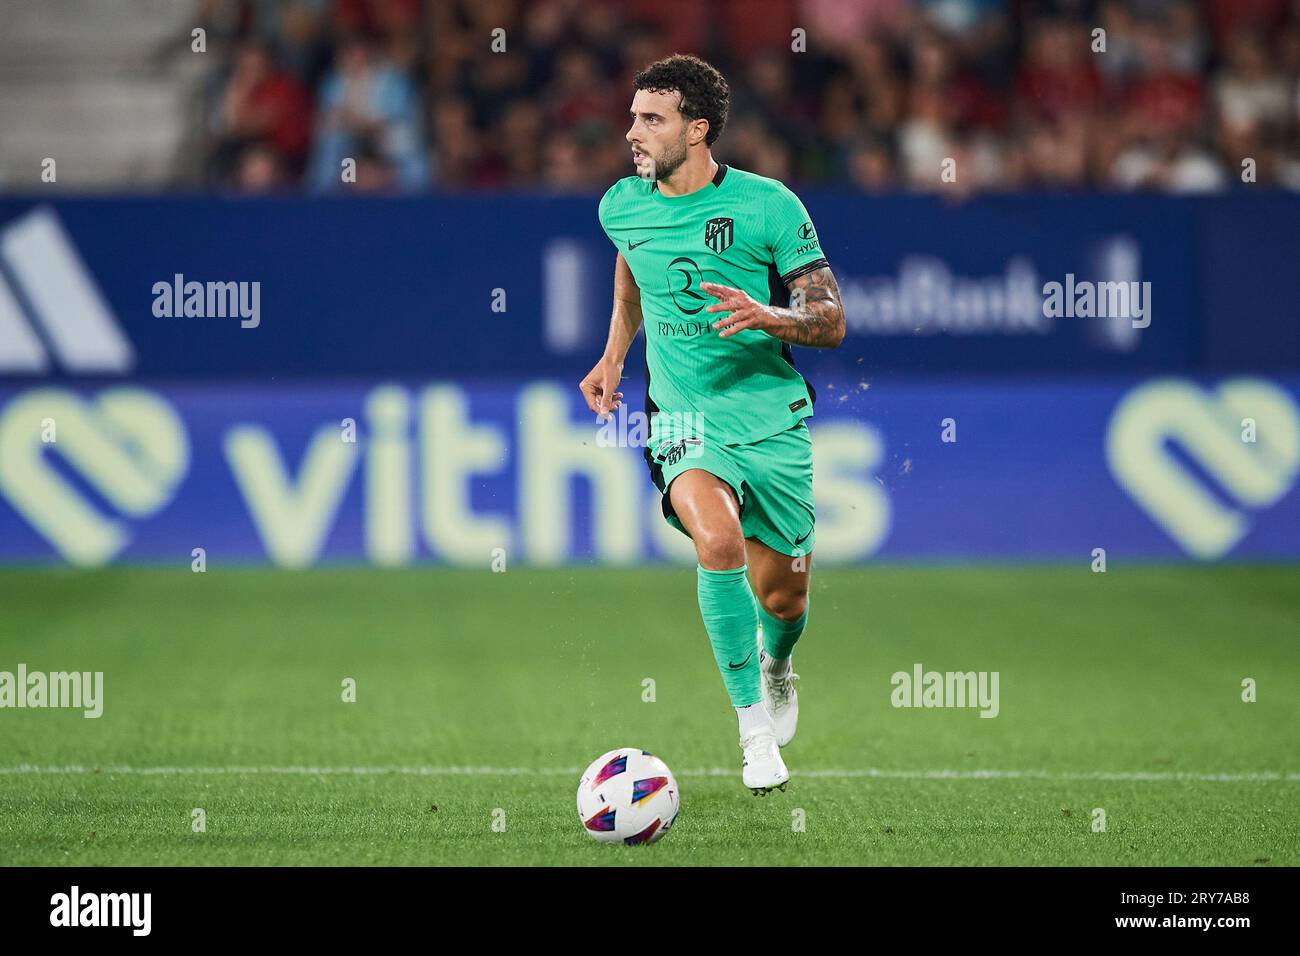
xmin=758 ymin=629 xmax=800 ymax=747
xmin=740 ymin=724 xmax=789 ymax=795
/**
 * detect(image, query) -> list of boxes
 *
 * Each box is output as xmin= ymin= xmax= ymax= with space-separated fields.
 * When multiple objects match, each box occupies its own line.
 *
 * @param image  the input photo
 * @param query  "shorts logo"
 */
xmin=704 ymin=217 xmax=734 ymax=254
xmin=657 ymin=437 xmax=703 ymax=466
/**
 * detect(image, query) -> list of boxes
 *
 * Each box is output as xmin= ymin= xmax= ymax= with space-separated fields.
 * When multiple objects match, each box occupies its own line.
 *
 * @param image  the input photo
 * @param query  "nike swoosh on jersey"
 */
xmin=627 ymin=238 xmax=654 ymax=249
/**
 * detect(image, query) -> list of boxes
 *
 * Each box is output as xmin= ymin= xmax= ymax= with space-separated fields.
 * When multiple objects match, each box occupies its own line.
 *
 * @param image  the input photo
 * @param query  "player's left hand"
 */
xmin=702 ymin=282 xmax=776 ymax=338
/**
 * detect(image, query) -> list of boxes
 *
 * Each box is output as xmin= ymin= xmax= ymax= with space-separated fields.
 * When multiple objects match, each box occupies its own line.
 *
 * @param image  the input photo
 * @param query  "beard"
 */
xmin=649 ymin=133 xmax=689 ymax=181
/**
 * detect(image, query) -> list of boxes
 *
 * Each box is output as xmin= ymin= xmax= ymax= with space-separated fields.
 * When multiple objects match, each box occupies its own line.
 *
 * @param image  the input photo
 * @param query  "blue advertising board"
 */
xmin=1 ymin=376 xmax=1296 ymax=565
xmin=1 ymin=193 xmax=1297 ymax=382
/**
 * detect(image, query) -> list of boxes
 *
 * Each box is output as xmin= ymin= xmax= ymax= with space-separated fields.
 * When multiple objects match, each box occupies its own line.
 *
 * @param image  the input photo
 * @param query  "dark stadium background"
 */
xmin=0 ymin=0 xmax=1296 ymax=870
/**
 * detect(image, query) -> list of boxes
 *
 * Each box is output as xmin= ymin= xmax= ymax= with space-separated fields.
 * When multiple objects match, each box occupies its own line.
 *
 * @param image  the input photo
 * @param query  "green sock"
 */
xmin=696 ymin=565 xmax=761 ymax=707
xmin=758 ymin=602 xmax=808 ymax=661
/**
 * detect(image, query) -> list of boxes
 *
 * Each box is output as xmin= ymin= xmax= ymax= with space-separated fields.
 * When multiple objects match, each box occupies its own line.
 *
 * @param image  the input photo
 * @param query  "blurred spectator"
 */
xmin=1016 ymin=19 xmax=1102 ymax=122
xmin=1123 ymin=19 xmax=1205 ymax=136
xmin=266 ymin=1 xmax=333 ymax=89
xmin=352 ymin=136 xmax=401 ymax=191
xmin=547 ymin=46 xmax=619 ymax=135
xmin=429 ymin=96 xmax=481 ymax=186
xmin=801 ymin=0 xmax=913 ymax=56
xmin=209 ymin=40 xmax=312 ymax=185
xmin=1204 ymin=0 xmax=1289 ymax=47
xmin=1112 ymin=129 xmax=1227 ymax=190
xmin=497 ymin=101 xmax=545 ymax=185
xmin=334 ymin=0 xmax=423 ymax=37
xmin=233 ymin=142 xmax=288 ymax=192
xmin=1013 ymin=115 xmax=1090 ymax=188
xmin=543 ymin=131 xmax=590 ymax=190
xmin=843 ymin=136 xmax=898 ymax=190
xmin=1214 ymin=30 xmax=1291 ymax=135
xmin=307 ymin=35 xmax=428 ymax=191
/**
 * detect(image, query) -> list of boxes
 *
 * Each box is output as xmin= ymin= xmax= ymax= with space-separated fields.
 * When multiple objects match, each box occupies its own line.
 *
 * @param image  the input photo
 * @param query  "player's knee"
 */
xmin=762 ymin=589 xmax=807 ymax=622
xmin=694 ymin=526 xmax=746 ymax=570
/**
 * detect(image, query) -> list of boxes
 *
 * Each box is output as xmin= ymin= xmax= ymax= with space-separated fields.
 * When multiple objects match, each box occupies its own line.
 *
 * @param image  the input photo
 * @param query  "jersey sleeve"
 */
xmin=597 ymin=183 xmax=622 ymax=251
xmin=765 ymin=183 xmax=829 ymax=284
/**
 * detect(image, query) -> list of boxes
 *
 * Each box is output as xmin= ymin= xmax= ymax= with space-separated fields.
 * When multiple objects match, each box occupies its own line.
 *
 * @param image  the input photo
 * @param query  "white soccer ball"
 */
xmin=577 ymin=748 xmax=680 ymax=845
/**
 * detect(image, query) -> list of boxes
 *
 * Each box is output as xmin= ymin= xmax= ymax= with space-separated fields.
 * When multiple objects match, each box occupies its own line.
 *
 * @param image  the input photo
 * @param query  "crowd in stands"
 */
xmin=197 ymin=0 xmax=1300 ymax=192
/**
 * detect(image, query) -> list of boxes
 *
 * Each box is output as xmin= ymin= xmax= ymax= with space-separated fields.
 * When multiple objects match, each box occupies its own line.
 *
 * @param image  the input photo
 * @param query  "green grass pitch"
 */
xmin=0 ymin=565 xmax=1295 ymax=866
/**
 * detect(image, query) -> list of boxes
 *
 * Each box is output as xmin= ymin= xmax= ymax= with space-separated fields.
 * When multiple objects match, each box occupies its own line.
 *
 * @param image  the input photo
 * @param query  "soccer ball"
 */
xmin=577 ymin=748 xmax=680 ymax=845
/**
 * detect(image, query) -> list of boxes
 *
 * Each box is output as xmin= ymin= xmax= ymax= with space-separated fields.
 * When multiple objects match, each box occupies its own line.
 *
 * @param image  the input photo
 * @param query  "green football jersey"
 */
xmin=597 ymin=163 xmax=828 ymax=446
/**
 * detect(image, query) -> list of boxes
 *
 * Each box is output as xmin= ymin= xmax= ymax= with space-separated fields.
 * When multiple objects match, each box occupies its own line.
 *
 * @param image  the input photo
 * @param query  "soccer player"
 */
xmin=580 ymin=55 xmax=845 ymax=794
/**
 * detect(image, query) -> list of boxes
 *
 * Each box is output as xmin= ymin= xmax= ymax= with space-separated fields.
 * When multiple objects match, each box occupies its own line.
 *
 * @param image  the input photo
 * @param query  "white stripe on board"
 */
xmin=0 ymin=274 xmax=49 ymax=372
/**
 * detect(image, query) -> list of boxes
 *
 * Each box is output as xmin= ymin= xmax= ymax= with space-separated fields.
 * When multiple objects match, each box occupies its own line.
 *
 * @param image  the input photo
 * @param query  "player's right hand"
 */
xmin=579 ymin=358 xmax=624 ymax=419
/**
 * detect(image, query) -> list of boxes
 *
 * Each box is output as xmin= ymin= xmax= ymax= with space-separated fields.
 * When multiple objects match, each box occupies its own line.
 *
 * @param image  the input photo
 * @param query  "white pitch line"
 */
xmin=0 ymin=765 xmax=1296 ymax=782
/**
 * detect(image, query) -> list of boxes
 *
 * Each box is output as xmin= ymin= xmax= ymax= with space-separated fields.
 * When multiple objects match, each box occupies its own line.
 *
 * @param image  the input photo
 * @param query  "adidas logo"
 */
xmin=0 ymin=207 xmax=134 ymax=375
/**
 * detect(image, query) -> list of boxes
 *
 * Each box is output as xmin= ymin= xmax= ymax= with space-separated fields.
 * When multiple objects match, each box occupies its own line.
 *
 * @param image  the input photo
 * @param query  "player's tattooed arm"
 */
xmin=776 ymin=266 xmax=845 ymax=347
xmin=701 ymin=266 xmax=846 ymax=348
xmin=580 ymin=253 xmax=643 ymax=417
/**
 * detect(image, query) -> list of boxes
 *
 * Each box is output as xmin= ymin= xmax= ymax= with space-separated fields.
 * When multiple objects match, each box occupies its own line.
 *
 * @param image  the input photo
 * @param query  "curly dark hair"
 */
xmin=633 ymin=54 xmax=730 ymax=146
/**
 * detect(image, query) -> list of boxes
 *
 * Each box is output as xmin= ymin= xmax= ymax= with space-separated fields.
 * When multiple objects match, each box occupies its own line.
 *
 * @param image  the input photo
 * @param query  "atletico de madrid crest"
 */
xmin=704 ymin=217 xmax=733 ymax=253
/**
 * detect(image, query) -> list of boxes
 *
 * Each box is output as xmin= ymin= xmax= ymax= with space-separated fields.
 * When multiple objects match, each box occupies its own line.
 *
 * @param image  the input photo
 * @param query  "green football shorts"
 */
xmin=645 ymin=420 xmax=816 ymax=557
